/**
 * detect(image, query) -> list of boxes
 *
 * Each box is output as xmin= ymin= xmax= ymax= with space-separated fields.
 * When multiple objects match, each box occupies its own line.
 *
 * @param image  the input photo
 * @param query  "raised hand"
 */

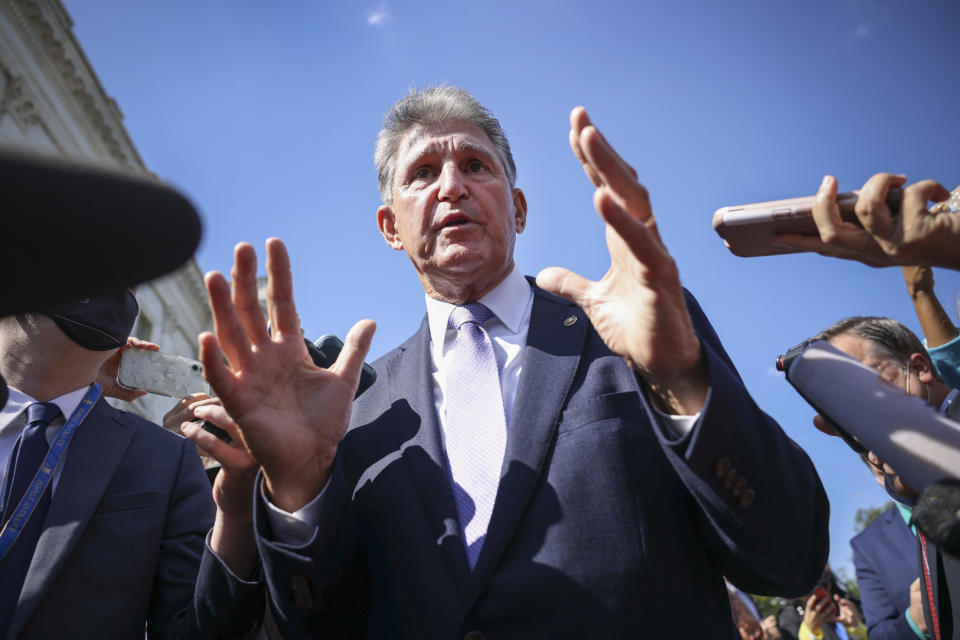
xmin=200 ymin=238 xmax=375 ymax=512
xmin=536 ymin=107 xmax=707 ymax=414
xmin=834 ymin=596 xmax=860 ymax=628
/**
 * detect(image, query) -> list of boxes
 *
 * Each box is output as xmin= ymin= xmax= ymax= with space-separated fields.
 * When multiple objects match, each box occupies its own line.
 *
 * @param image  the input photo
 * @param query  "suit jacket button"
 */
xmin=464 ymin=632 xmax=487 ymax=640
xmin=739 ymin=488 xmax=755 ymax=508
xmin=723 ymin=467 xmax=739 ymax=490
xmin=714 ymin=457 xmax=731 ymax=479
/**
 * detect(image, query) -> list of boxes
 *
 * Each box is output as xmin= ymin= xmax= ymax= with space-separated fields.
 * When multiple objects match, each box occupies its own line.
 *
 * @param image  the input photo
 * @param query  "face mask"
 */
xmin=45 ymin=291 xmax=139 ymax=351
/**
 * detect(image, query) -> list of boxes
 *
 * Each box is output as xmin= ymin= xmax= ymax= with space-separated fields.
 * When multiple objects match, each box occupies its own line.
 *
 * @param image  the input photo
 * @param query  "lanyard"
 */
xmin=0 ymin=383 xmax=101 ymax=562
xmin=919 ymin=531 xmax=943 ymax=640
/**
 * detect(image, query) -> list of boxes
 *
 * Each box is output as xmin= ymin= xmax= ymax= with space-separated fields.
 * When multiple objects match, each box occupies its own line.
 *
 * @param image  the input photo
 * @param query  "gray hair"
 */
xmin=374 ymin=85 xmax=517 ymax=204
xmin=812 ymin=316 xmax=941 ymax=380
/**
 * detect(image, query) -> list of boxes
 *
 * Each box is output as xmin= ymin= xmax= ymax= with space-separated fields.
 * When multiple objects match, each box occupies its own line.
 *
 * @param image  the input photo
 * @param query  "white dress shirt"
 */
xmin=425 ymin=265 xmax=533 ymax=437
xmin=0 ymin=384 xmax=91 ymax=494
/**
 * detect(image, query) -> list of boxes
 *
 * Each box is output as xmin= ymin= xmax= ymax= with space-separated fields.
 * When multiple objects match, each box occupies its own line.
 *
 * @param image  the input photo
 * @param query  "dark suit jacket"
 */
xmin=850 ymin=505 xmax=918 ymax=639
xmin=257 ymin=286 xmax=829 ymax=638
xmin=7 ymin=396 xmax=262 ymax=639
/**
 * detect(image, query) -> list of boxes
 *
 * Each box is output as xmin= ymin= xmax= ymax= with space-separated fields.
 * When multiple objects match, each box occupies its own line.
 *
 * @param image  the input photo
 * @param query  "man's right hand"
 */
xmin=199 ymin=238 xmax=376 ymax=512
xmin=909 ymin=578 xmax=929 ymax=633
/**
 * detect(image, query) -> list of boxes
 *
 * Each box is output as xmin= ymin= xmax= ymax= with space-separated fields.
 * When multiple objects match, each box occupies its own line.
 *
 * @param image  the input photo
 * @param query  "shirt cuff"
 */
xmin=905 ymin=605 xmax=929 ymax=639
xmin=203 ymin=529 xmax=261 ymax=585
xmin=646 ymin=387 xmax=710 ymax=438
xmin=260 ymin=477 xmax=327 ymax=545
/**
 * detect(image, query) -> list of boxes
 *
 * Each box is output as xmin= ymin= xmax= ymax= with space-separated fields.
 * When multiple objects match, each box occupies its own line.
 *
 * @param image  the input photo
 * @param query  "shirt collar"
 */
xmin=425 ymin=265 xmax=532 ymax=350
xmin=1 ymin=384 xmax=93 ymax=430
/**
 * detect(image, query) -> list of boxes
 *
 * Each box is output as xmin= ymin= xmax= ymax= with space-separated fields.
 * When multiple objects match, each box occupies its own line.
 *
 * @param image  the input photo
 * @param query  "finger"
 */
xmin=126 ymin=336 xmax=160 ymax=351
xmin=116 ymin=388 xmax=147 ymax=402
xmin=580 ymin=125 xmax=650 ymax=222
xmin=569 ymin=107 xmax=602 ymax=187
xmin=774 ymin=233 xmax=890 ymax=267
xmin=811 ymin=175 xmax=847 ymax=243
xmin=231 ymin=242 xmax=270 ymax=345
xmin=330 ymin=319 xmax=377 ymax=391
xmin=198 ymin=331 xmax=240 ymax=403
xmin=595 ymin=188 xmax=662 ymax=261
xmin=205 ymin=271 xmax=254 ymax=370
xmin=855 ymin=173 xmax=907 ymax=244
xmin=901 ymin=179 xmax=952 ymax=224
xmin=181 ymin=419 xmax=252 ymax=469
xmin=265 ymin=238 xmax=301 ymax=337
xmin=192 ymin=403 xmax=242 ymax=440
xmin=812 ymin=415 xmax=837 ymax=436
xmin=187 ymin=395 xmax=219 ymax=411
xmin=182 ymin=391 xmax=214 ymax=404
xmin=535 ymin=266 xmax=594 ymax=306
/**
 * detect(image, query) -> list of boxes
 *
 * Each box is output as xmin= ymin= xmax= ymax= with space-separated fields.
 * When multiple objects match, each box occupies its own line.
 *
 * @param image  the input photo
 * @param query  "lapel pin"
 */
xmin=563 ymin=315 xmax=578 ymax=327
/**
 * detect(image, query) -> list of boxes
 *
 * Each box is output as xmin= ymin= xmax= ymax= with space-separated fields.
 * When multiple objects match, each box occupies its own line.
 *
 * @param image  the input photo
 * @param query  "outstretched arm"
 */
xmin=902 ymin=265 xmax=958 ymax=348
xmin=536 ymin=107 xmax=707 ymax=415
xmin=200 ymin=238 xmax=375 ymax=512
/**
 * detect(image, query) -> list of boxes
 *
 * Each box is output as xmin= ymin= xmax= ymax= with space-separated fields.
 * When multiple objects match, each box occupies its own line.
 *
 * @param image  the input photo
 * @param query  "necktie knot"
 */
xmin=449 ymin=302 xmax=493 ymax=331
xmin=26 ymin=402 xmax=61 ymax=429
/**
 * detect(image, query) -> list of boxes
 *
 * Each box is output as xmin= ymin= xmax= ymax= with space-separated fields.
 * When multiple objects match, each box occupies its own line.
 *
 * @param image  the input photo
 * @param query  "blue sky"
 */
xmin=66 ymin=0 xmax=960 ymax=584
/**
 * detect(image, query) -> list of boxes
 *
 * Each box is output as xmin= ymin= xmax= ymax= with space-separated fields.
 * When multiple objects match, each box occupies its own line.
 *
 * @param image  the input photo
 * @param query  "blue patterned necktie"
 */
xmin=445 ymin=303 xmax=507 ymax=568
xmin=0 ymin=402 xmax=62 ymax=635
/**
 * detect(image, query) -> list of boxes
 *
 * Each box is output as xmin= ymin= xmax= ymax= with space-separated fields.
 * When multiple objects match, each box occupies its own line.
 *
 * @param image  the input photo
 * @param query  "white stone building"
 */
xmin=0 ymin=0 xmax=211 ymax=423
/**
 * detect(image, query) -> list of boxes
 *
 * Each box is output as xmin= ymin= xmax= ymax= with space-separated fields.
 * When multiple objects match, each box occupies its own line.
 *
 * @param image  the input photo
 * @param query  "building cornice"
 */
xmin=1 ymin=0 xmax=145 ymax=170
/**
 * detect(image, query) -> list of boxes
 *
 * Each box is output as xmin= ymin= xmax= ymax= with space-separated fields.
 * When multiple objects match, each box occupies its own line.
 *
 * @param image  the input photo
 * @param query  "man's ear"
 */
xmin=512 ymin=188 xmax=528 ymax=234
xmin=377 ymin=205 xmax=403 ymax=250
xmin=909 ymin=352 xmax=936 ymax=383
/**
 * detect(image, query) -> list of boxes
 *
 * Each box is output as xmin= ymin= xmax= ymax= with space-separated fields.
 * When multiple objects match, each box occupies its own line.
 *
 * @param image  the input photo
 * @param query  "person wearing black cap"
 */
xmin=0 ymin=292 xmax=262 ymax=638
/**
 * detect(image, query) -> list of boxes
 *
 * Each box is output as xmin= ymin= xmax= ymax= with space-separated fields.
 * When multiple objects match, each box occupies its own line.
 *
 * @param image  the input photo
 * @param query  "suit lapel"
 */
xmin=946 ymin=392 xmax=960 ymax=422
xmin=390 ymin=318 xmax=472 ymax=587
xmin=10 ymin=397 xmax=133 ymax=637
xmin=471 ymin=286 xmax=588 ymax=588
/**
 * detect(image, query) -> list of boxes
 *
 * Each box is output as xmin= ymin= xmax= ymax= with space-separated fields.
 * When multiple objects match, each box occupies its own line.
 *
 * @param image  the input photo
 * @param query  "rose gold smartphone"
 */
xmin=712 ymin=189 xmax=901 ymax=258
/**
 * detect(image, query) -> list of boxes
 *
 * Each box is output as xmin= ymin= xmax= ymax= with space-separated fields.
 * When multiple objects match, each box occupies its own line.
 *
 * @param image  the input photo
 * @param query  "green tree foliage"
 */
xmin=855 ymin=502 xmax=892 ymax=533
xmin=753 ymin=595 xmax=787 ymax=618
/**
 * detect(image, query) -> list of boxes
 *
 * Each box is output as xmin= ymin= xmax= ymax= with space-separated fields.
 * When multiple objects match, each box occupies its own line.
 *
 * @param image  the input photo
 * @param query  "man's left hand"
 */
xmin=537 ymin=107 xmax=707 ymax=415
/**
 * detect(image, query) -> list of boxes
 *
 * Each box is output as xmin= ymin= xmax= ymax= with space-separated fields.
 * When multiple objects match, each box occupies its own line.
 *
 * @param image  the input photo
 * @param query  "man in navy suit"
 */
xmin=851 ymin=503 xmax=923 ymax=638
xmin=201 ymin=86 xmax=829 ymax=638
xmin=0 ymin=292 xmax=263 ymax=638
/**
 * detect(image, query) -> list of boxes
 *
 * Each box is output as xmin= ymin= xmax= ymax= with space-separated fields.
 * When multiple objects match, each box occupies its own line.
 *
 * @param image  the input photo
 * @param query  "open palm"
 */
xmin=537 ymin=107 xmax=706 ymax=415
xmin=200 ymin=239 xmax=375 ymax=511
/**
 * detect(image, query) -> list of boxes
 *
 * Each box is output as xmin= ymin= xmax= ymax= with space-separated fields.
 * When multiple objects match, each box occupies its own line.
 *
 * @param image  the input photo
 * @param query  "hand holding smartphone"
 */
xmin=713 ymin=189 xmax=902 ymax=257
xmin=117 ymin=349 xmax=209 ymax=398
